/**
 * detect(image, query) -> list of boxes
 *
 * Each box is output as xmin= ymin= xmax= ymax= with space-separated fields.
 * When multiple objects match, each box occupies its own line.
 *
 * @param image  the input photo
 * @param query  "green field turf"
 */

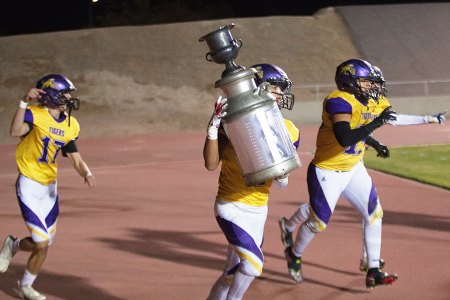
xmin=364 ymin=144 xmax=450 ymax=190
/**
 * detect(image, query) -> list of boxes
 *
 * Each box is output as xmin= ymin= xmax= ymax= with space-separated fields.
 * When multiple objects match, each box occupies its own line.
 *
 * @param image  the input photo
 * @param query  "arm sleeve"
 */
xmin=333 ymin=121 xmax=377 ymax=147
xmin=61 ymin=140 xmax=78 ymax=157
xmin=388 ymin=114 xmax=428 ymax=126
xmin=328 ymin=97 xmax=382 ymax=147
xmin=365 ymin=135 xmax=381 ymax=149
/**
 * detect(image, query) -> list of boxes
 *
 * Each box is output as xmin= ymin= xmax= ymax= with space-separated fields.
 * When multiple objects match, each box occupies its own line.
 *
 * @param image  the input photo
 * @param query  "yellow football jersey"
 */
xmin=313 ymin=90 xmax=376 ymax=171
xmin=217 ymin=119 xmax=300 ymax=207
xmin=285 ymin=119 xmax=300 ymax=150
xmin=15 ymin=105 xmax=80 ymax=185
xmin=368 ymin=96 xmax=391 ymax=117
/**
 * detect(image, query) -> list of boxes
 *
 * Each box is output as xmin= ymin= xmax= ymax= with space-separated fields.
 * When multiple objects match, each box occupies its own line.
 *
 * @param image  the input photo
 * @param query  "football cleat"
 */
xmin=284 ymin=246 xmax=304 ymax=283
xmin=18 ymin=281 xmax=47 ymax=300
xmin=359 ymin=257 xmax=385 ymax=272
xmin=278 ymin=217 xmax=293 ymax=247
xmin=0 ymin=235 xmax=17 ymax=273
xmin=366 ymin=268 xmax=398 ymax=289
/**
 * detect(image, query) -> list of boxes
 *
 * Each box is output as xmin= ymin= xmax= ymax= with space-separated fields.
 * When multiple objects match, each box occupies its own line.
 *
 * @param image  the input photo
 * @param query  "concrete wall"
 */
xmin=0 ymin=8 xmax=359 ymax=144
xmin=337 ymin=3 xmax=450 ymax=81
xmin=1 ymin=4 xmax=449 ymax=144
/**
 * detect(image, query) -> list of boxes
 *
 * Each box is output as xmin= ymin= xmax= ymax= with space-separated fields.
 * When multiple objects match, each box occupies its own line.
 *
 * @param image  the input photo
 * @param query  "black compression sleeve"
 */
xmin=61 ymin=140 xmax=78 ymax=157
xmin=365 ymin=136 xmax=380 ymax=148
xmin=333 ymin=121 xmax=374 ymax=147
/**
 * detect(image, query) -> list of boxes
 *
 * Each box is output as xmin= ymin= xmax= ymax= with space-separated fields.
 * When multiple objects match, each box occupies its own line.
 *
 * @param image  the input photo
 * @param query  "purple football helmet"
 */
xmin=251 ymin=63 xmax=294 ymax=110
xmin=36 ymin=74 xmax=80 ymax=110
xmin=335 ymin=59 xmax=377 ymax=102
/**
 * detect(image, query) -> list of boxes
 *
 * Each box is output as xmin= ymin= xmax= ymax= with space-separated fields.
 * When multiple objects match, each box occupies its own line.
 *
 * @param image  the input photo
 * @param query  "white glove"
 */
xmin=273 ymin=174 xmax=289 ymax=189
xmin=427 ymin=110 xmax=447 ymax=125
xmin=207 ymin=96 xmax=228 ymax=140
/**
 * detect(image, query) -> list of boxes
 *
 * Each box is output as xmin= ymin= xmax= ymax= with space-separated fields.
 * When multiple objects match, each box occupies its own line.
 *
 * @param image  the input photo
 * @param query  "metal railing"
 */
xmin=291 ymin=79 xmax=450 ymax=102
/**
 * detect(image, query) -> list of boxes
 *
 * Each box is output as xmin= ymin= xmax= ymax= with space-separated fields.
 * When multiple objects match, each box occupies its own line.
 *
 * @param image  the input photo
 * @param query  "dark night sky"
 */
xmin=0 ymin=0 xmax=443 ymax=37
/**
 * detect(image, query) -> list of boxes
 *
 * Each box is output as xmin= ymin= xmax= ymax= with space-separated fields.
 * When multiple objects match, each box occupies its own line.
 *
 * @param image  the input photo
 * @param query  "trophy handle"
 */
xmin=236 ymin=39 xmax=243 ymax=48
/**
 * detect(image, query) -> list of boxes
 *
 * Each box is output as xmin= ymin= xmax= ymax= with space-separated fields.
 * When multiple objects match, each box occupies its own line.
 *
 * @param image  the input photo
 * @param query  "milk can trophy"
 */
xmin=199 ymin=24 xmax=301 ymax=186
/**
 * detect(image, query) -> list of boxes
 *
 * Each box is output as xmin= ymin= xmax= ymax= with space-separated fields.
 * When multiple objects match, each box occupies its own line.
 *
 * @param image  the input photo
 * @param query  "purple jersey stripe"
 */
xmin=325 ymin=97 xmax=352 ymax=115
xmin=45 ymin=196 xmax=59 ymax=228
xmin=17 ymin=197 xmax=47 ymax=232
xmin=216 ymin=216 xmax=264 ymax=262
xmin=307 ymin=163 xmax=332 ymax=224
xmin=24 ymin=108 xmax=33 ymax=124
xmin=368 ymin=183 xmax=378 ymax=215
xmin=293 ymin=132 xmax=300 ymax=150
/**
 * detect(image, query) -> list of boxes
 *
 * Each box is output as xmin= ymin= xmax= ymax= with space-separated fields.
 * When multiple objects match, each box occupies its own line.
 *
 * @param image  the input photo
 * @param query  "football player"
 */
xmin=278 ymin=59 xmax=398 ymax=289
xmin=205 ymin=64 xmax=300 ymax=300
xmin=357 ymin=65 xmax=447 ymax=271
xmin=0 ymin=74 xmax=96 ymax=300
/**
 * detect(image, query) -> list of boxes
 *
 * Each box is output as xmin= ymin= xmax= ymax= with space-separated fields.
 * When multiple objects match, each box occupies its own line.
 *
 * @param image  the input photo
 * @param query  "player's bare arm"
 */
xmin=203 ymin=138 xmax=220 ymax=170
xmin=66 ymin=151 xmax=96 ymax=188
xmin=203 ymin=96 xmax=228 ymax=171
xmin=10 ymin=88 xmax=45 ymax=137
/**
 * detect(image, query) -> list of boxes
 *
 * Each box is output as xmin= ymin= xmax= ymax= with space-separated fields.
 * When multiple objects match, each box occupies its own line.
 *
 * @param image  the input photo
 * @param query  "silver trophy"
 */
xmin=199 ymin=24 xmax=301 ymax=186
xmin=199 ymin=24 xmax=243 ymax=77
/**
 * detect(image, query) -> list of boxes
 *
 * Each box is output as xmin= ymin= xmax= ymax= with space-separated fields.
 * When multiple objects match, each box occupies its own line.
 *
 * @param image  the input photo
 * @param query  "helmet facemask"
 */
xmin=269 ymin=89 xmax=295 ymax=110
xmin=39 ymin=88 xmax=79 ymax=109
xmin=39 ymin=87 xmax=80 ymax=126
xmin=267 ymin=78 xmax=295 ymax=110
xmin=373 ymin=81 xmax=387 ymax=101
xmin=261 ymin=82 xmax=295 ymax=111
xmin=280 ymin=93 xmax=294 ymax=110
xmin=379 ymin=83 xmax=388 ymax=98
xmin=354 ymin=77 xmax=377 ymax=102
xmin=372 ymin=66 xmax=388 ymax=100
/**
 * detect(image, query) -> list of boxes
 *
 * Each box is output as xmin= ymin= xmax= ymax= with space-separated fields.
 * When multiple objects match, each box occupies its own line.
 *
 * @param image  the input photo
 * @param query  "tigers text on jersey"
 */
xmin=313 ymin=90 xmax=378 ymax=171
xmin=217 ymin=119 xmax=300 ymax=207
xmin=15 ymin=105 xmax=80 ymax=185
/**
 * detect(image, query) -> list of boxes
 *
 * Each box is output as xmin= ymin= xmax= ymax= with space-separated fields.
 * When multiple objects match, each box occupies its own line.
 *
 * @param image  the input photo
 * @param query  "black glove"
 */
xmin=374 ymin=143 xmax=390 ymax=158
xmin=372 ymin=106 xmax=397 ymax=128
xmin=366 ymin=136 xmax=390 ymax=158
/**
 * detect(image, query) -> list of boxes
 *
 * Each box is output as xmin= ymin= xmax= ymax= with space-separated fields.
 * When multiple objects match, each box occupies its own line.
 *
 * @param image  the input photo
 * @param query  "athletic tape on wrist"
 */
xmin=19 ymin=100 xmax=28 ymax=109
xmin=207 ymin=122 xmax=219 ymax=140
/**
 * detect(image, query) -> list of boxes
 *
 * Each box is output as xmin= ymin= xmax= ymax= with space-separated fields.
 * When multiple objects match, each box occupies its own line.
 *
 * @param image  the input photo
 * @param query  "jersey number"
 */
xmin=38 ymin=136 xmax=65 ymax=163
xmin=343 ymin=142 xmax=362 ymax=156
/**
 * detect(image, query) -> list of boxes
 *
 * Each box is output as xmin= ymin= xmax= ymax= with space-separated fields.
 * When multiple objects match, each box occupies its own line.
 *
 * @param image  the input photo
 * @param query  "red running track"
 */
xmin=0 ymin=124 xmax=449 ymax=299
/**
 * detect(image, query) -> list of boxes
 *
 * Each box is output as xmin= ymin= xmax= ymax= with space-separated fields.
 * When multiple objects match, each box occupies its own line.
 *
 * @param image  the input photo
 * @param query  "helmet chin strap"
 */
xmin=61 ymin=94 xmax=80 ymax=127
xmin=67 ymin=106 xmax=72 ymax=127
xmin=57 ymin=104 xmax=72 ymax=127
